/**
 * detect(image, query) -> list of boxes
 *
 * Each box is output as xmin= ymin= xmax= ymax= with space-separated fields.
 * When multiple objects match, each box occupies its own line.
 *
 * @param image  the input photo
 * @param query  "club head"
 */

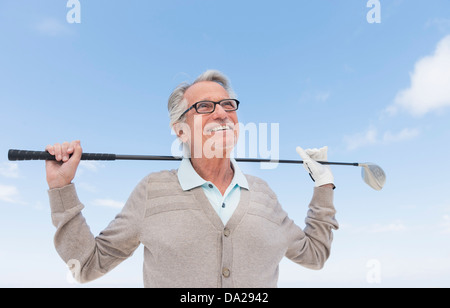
xmin=360 ymin=163 xmax=386 ymax=191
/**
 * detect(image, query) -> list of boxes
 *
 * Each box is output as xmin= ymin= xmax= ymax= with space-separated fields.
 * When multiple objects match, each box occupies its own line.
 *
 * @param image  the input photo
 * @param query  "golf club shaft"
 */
xmin=7 ymin=149 xmax=359 ymax=166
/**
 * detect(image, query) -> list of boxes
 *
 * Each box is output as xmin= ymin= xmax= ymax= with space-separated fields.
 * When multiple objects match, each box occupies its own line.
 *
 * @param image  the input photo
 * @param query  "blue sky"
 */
xmin=1 ymin=0 xmax=450 ymax=287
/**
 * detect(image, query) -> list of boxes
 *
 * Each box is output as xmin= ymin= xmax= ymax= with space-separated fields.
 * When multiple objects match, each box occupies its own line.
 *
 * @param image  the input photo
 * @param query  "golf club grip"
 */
xmin=8 ymin=149 xmax=116 ymax=161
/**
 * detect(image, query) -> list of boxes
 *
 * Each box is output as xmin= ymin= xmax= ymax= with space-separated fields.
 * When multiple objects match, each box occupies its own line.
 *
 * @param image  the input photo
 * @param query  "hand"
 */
xmin=45 ymin=140 xmax=83 ymax=189
xmin=296 ymin=146 xmax=335 ymax=188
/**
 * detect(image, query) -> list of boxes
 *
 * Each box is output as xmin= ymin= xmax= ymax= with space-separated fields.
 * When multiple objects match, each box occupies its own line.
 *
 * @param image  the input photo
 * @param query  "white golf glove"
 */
xmin=296 ymin=146 xmax=335 ymax=188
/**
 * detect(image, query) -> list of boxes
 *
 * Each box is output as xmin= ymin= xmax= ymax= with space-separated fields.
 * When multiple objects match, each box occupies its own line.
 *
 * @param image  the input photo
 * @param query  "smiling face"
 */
xmin=177 ymin=81 xmax=239 ymax=159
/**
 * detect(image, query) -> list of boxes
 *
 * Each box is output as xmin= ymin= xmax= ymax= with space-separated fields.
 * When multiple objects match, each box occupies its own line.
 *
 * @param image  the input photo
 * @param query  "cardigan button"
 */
xmin=224 ymin=228 xmax=231 ymax=237
xmin=222 ymin=267 xmax=231 ymax=278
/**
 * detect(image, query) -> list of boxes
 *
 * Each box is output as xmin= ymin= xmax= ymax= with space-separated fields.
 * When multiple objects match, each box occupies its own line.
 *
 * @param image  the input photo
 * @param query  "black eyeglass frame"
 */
xmin=179 ymin=99 xmax=240 ymax=119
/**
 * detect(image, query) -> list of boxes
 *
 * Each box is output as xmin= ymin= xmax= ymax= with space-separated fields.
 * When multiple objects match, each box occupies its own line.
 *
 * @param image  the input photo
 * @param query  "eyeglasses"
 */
xmin=179 ymin=99 xmax=240 ymax=119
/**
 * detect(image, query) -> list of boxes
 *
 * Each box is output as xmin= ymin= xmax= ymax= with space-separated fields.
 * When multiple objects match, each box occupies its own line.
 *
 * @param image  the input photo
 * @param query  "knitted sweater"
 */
xmin=48 ymin=170 xmax=338 ymax=288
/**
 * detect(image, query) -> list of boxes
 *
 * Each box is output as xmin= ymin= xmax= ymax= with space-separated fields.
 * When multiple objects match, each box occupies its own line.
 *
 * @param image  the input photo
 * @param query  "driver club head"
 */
xmin=360 ymin=163 xmax=386 ymax=191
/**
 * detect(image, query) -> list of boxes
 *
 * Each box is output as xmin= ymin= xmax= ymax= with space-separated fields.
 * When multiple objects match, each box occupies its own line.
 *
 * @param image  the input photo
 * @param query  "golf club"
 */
xmin=7 ymin=149 xmax=386 ymax=191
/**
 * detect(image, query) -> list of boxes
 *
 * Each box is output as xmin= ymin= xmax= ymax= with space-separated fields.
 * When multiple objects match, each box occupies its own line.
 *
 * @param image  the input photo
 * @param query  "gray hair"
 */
xmin=167 ymin=70 xmax=236 ymax=130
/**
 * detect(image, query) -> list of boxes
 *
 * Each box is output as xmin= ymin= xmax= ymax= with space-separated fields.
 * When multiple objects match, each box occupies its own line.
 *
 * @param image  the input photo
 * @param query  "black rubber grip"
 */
xmin=8 ymin=149 xmax=116 ymax=161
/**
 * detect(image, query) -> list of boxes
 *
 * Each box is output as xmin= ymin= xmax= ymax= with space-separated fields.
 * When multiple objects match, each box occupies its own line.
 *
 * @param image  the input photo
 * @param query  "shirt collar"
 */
xmin=177 ymin=158 xmax=249 ymax=191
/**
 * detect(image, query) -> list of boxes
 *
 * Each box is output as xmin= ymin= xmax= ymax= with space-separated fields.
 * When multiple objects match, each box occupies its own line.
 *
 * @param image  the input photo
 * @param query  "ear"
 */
xmin=174 ymin=122 xmax=190 ymax=143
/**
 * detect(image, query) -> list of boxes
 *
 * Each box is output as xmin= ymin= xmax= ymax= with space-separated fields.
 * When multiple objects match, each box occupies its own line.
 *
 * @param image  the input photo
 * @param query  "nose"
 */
xmin=211 ymin=103 xmax=229 ymax=119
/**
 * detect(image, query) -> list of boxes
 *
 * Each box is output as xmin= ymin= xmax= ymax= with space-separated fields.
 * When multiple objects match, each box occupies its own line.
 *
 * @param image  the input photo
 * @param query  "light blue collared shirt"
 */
xmin=177 ymin=158 xmax=249 ymax=225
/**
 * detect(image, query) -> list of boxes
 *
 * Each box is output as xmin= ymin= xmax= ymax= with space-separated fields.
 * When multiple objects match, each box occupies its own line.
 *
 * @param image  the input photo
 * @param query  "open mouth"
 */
xmin=205 ymin=124 xmax=234 ymax=134
xmin=209 ymin=125 xmax=232 ymax=133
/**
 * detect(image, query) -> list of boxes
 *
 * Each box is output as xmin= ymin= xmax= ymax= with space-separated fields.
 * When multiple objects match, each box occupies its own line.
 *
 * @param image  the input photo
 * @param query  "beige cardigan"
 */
xmin=48 ymin=170 xmax=338 ymax=288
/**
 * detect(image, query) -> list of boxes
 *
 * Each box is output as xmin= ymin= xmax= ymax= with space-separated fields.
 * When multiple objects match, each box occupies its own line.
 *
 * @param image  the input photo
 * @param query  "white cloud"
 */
xmin=79 ymin=161 xmax=104 ymax=173
xmin=369 ymin=222 xmax=407 ymax=233
xmin=340 ymin=221 xmax=408 ymax=234
xmin=382 ymin=128 xmax=420 ymax=143
xmin=36 ymin=18 xmax=71 ymax=37
xmin=77 ymin=161 xmax=105 ymax=177
xmin=344 ymin=127 xmax=378 ymax=151
xmin=344 ymin=127 xmax=419 ymax=151
xmin=299 ymin=90 xmax=331 ymax=103
xmin=76 ymin=162 xmax=105 ymax=179
xmin=314 ymin=91 xmax=331 ymax=103
xmin=0 ymin=184 xmax=22 ymax=204
xmin=388 ymin=35 xmax=450 ymax=116
xmin=92 ymin=199 xmax=124 ymax=209
xmin=77 ymin=182 xmax=97 ymax=193
xmin=425 ymin=18 xmax=450 ymax=33
xmin=0 ymin=162 xmax=19 ymax=178
xmin=439 ymin=215 xmax=450 ymax=234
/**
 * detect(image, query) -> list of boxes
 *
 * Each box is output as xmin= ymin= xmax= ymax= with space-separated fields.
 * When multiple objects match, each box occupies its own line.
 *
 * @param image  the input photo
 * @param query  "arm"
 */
xmin=49 ymin=182 xmax=145 ymax=283
xmin=284 ymin=146 xmax=339 ymax=269
xmin=284 ymin=185 xmax=339 ymax=269
xmin=45 ymin=141 xmax=144 ymax=283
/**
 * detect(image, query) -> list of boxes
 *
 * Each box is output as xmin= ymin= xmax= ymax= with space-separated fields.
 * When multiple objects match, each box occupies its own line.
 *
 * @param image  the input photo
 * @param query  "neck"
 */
xmin=190 ymin=157 xmax=234 ymax=195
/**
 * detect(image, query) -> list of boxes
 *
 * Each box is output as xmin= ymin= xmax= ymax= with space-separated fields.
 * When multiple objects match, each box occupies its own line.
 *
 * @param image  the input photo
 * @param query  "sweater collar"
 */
xmin=177 ymin=158 xmax=249 ymax=191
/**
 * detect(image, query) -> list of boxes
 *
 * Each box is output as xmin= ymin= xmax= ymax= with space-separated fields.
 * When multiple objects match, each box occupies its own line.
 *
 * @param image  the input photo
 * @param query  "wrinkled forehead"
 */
xmin=184 ymin=81 xmax=230 ymax=106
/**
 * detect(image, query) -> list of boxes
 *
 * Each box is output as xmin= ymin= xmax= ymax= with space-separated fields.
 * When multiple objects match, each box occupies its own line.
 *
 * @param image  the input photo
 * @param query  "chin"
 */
xmin=202 ymin=133 xmax=237 ymax=159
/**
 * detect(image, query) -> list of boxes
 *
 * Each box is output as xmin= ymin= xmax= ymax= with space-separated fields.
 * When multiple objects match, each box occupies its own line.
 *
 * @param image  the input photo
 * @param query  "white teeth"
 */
xmin=210 ymin=125 xmax=231 ymax=132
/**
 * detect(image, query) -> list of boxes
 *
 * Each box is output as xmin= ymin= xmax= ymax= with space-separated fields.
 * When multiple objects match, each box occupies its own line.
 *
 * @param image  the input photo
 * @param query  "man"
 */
xmin=45 ymin=70 xmax=338 ymax=288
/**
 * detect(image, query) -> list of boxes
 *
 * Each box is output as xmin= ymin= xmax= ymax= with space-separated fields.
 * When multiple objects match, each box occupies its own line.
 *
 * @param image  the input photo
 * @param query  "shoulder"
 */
xmin=139 ymin=170 xmax=194 ymax=217
xmin=138 ymin=169 xmax=184 ymax=198
xmin=142 ymin=169 xmax=178 ymax=183
xmin=244 ymin=174 xmax=287 ymax=225
xmin=131 ymin=170 xmax=180 ymax=196
xmin=245 ymin=174 xmax=278 ymax=200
